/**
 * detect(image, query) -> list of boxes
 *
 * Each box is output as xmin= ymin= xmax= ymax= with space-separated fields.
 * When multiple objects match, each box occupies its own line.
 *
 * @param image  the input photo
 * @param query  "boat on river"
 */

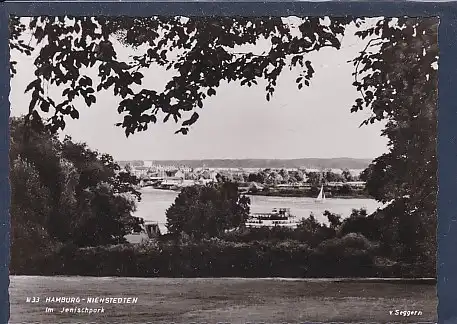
xmin=245 ymin=208 xmax=300 ymax=229
xmin=315 ymin=184 xmax=326 ymax=203
xmin=245 ymin=185 xmax=327 ymax=228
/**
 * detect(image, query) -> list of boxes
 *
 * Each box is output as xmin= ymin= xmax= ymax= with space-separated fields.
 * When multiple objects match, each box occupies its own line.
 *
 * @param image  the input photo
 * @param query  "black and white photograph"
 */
xmin=8 ymin=14 xmax=438 ymax=323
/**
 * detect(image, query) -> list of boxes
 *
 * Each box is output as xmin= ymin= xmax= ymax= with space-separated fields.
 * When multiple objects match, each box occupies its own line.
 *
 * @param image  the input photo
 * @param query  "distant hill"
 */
xmin=117 ymin=158 xmax=373 ymax=170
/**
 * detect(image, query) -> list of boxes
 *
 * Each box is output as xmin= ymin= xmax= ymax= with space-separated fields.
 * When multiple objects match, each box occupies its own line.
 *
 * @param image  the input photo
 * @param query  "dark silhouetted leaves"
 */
xmin=354 ymin=17 xmax=438 ymax=264
xmin=70 ymin=109 xmax=79 ymax=119
xmin=9 ymin=15 xmax=438 ymax=266
xmin=10 ymin=16 xmax=349 ymax=135
xmin=40 ymin=101 xmax=50 ymax=113
xmin=24 ymin=79 xmax=41 ymax=93
xmin=182 ymin=112 xmax=199 ymax=127
xmin=175 ymin=127 xmax=189 ymax=135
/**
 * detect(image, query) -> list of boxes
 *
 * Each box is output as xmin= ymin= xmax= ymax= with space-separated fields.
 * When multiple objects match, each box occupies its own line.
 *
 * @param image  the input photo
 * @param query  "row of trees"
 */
xmin=162 ymin=180 xmax=433 ymax=276
xmin=23 ymin=202 xmax=431 ymax=278
xmin=9 ymin=16 xmax=438 ymax=276
xmin=246 ymin=168 xmax=356 ymax=185
xmin=166 ymin=182 xmax=250 ymax=239
xmin=10 ymin=117 xmax=142 ymax=271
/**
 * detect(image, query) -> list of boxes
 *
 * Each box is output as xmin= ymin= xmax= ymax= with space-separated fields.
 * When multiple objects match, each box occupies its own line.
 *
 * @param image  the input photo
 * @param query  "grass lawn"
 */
xmin=9 ymin=276 xmax=437 ymax=323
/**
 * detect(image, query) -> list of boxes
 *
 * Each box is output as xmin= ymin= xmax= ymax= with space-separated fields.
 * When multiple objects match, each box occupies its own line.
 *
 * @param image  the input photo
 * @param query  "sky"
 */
xmin=10 ymin=17 xmax=389 ymax=161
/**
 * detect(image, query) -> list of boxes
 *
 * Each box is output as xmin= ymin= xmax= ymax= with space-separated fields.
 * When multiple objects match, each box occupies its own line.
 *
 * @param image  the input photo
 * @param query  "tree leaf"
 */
xmin=182 ymin=112 xmax=199 ymax=127
xmin=40 ymin=101 xmax=50 ymax=113
xmin=70 ymin=109 xmax=80 ymax=119
xmin=24 ymin=79 xmax=40 ymax=93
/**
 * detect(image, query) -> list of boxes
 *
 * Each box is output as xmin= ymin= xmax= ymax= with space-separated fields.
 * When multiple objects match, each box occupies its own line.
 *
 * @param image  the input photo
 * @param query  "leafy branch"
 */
xmin=10 ymin=16 xmax=351 ymax=136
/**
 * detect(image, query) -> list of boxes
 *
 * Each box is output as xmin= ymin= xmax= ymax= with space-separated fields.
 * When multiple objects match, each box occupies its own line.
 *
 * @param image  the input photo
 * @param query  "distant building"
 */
xmin=174 ymin=170 xmax=185 ymax=179
xmin=210 ymin=171 xmax=218 ymax=181
xmin=285 ymin=168 xmax=299 ymax=172
xmin=326 ymin=181 xmax=366 ymax=189
xmin=249 ymin=182 xmax=264 ymax=190
xmin=181 ymin=179 xmax=196 ymax=187
xmin=266 ymin=172 xmax=283 ymax=183
xmin=326 ymin=182 xmax=345 ymax=188
xmin=131 ymin=166 xmax=149 ymax=178
xmin=244 ymin=168 xmax=262 ymax=173
xmin=162 ymin=177 xmax=184 ymax=186
xmin=346 ymin=181 xmax=366 ymax=189
xmin=198 ymin=178 xmax=214 ymax=185
xmin=198 ymin=170 xmax=211 ymax=179
xmin=179 ymin=166 xmax=192 ymax=173
xmin=154 ymin=165 xmax=177 ymax=172
xmin=349 ymin=169 xmax=365 ymax=176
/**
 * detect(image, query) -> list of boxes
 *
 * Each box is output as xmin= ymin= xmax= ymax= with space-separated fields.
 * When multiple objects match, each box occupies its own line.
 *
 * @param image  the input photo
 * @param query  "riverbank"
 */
xmin=146 ymin=186 xmax=372 ymax=199
xmin=134 ymin=187 xmax=382 ymax=228
xmin=246 ymin=191 xmax=372 ymax=199
xmin=9 ymin=276 xmax=437 ymax=323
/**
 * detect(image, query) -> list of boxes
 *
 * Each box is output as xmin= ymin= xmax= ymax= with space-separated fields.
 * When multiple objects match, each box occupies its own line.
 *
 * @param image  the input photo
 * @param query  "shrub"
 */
xmin=222 ymin=226 xmax=295 ymax=243
xmin=306 ymin=233 xmax=379 ymax=277
xmin=338 ymin=208 xmax=381 ymax=242
xmin=166 ymin=182 xmax=250 ymax=239
xmin=316 ymin=233 xmax=378 ymax=255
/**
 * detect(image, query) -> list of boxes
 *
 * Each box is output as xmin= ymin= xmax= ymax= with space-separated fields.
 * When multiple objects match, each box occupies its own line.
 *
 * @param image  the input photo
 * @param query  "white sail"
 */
xmin=316 ymin=185 xmax=325 ymax=202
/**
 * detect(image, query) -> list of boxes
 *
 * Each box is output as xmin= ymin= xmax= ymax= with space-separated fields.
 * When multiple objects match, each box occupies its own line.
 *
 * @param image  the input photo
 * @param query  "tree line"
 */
xmin=9 ymin=16 xmax=438 ymax=277
xmin=9 ymin=116 xmax=435 ymax=277
xmin=9 ymin=117 xmax=142 ymax=271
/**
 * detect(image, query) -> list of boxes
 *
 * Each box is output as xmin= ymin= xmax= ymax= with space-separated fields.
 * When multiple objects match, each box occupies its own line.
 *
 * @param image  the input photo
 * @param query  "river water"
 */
xmin=133 ymin=188 xmax=382 ymax=233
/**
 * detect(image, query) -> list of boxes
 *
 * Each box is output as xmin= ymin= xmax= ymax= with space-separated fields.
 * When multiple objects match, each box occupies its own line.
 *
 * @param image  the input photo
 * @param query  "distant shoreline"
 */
xmin=145 ymin=187 xmax=373 ymax=200
xmin=245 ymin=192 xmax=373 ymax=199
xmin=117 ymin=157 xmax=372 ymax=170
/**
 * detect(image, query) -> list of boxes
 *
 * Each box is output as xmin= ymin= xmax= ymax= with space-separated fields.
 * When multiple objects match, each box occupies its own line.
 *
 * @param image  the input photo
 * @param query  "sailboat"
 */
xmin=315 ymin=184 xmax=326 ymax=203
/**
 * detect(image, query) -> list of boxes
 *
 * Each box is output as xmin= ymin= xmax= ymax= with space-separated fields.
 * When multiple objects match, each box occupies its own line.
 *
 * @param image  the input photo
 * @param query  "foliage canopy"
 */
xmin=10 ymin=117 xmax=142 ymax=253
xmin=9 ymin=16 xmax=409 ymax=134
xmin=9 ymin=15 xmax=438 ymax=263
xmin=166 ymin=182 xmax=250 ymax=239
